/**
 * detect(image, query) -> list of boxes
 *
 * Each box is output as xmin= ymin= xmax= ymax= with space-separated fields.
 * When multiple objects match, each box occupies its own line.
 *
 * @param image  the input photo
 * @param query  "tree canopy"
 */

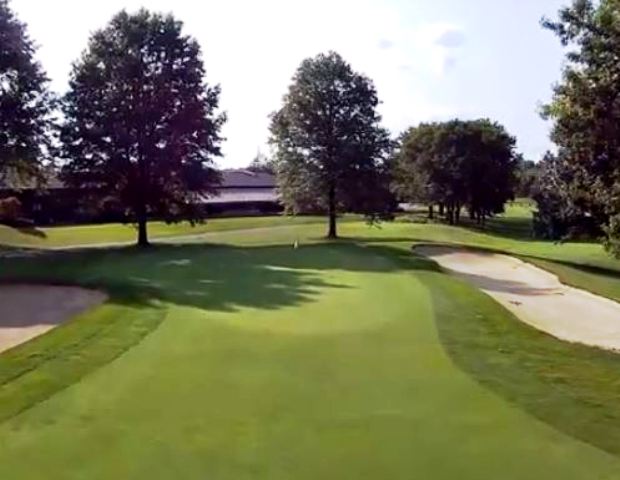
xmin=60 ymin=9 xmax=225 ymax=246
xmin=0 ymin=0 xmax=54 ymax=185
xmin=269 ymin=51 xmax=393 ymax=238
xmin=393 ymin=119 xmax=519 ymax=225
xmin=515 ymin=158 xmax=541 ymax=199
xmin=247 ymin=151 xmax=275 ymax=174
xmin=541 ymin=0 xmax=620 ymax=256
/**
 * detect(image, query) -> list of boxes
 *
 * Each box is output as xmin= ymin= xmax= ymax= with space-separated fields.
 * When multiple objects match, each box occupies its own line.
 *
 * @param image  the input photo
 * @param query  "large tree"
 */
xmin=269 ymin=51 xmax=392 ymax=238
xmin=0 ymin=0 xmax=54 ymax=185
xmin=61 ymin=9 xmax=225 ymax=246
xmin=542 ymin=0 xmax=620 ymax=256
xmin=394 ymin=119 xmax=518 ymax=225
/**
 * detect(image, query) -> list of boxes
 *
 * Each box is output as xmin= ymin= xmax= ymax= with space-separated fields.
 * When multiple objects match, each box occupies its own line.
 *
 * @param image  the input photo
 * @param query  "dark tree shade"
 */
xmin=531 ymin=151 xmax=601 ymax=240
xmin=515 ymin=159 xmax=541 ymax=199
xmin=0 ymin=0 xmax=54 ymax=185
xmin=61 ymin=9 xmax=225 ymax=246
xmin=269 ymin=51 xmax=393 ymax=238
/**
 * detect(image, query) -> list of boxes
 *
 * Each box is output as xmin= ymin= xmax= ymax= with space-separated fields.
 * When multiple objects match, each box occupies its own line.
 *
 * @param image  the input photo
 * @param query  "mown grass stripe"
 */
xmin=0 ymin=302 xmax=165 ymax=423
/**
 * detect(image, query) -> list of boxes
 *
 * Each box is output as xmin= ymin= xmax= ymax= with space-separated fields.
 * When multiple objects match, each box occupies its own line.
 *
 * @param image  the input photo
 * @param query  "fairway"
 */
xmin=5 ymin=0 xmax=620 ymax=476
xmin=2 ymin=232 xmax=620 ymax=478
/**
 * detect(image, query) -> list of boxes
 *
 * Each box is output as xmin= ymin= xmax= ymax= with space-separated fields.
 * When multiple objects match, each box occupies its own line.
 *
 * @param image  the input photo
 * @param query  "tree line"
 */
xmin=4 ymin=0 xmax=610 ymax=254
xmin=392 ymin=120 xmax=518 ymax=226
xmin=531 ymin=0 xmax=620 ymax=258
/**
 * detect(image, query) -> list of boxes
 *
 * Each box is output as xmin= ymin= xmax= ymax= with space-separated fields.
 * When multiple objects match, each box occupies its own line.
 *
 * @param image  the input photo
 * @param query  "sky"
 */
xmin=13 ymin=0 xmax=568 ymax=168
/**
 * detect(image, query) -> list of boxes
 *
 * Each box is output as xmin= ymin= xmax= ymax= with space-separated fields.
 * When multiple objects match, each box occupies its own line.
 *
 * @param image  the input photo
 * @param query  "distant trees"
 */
xmin=515 ymin=158 xmax=541 ymax=199
xmin=60 ymin=10 xmax=225 ymax=246
xmin=246 ymin=151 xmax=275 ymax=174
xmin=393 ymin=119 xmax=519 ymax=225
xmin=0 ymin=0 xmax=54 ymax=185
xmin=269 ymin=52 xmax=393 ymax=238
xmin=539 ymin=0 xmax=620 ymax=256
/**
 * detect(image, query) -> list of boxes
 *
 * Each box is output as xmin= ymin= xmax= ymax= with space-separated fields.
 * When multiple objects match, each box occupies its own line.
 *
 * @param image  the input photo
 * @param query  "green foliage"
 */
xmin=60 ymin=9 xmax=225 ymax=246
xmin=532 ymin=151 xmax=600 ymax=239
xmin=247 ymin=150 xmax=275 ymax=174
xmin=269 ymin=51 xmax=393 ymax=238
xmin=542 ymin=0 xmax=620 ymax=256
xmin=394 ymin=119 xmax=519 ymax=224
xmin=515 ymin=158 xmax=540 ymax=198
xmin=0 ymin=0 xmax=54 ymax=183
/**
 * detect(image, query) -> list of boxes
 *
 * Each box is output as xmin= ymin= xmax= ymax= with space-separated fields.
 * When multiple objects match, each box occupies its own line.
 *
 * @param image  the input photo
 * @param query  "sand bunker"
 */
xmin=0 ymin=285 xmax=107 ymax=353
xmin=417 ymin=246 xmax=620 ymax=352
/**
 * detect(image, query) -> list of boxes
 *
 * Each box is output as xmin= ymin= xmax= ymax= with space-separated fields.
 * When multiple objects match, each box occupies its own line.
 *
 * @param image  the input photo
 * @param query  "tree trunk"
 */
xmin=327 ymin=184 xmax=337 ymax=239
xmin=137 ymin=204 xmax=149 ymax=247
xmin=447 ymin=204 xmax=454 ymax=225
xmin=438 ymin=203 xmax=445 ymax=216
xmin=428 ymin=204 xmax=434 ymax=220
xmin=455 ymin=203 xmax=461 ymax=224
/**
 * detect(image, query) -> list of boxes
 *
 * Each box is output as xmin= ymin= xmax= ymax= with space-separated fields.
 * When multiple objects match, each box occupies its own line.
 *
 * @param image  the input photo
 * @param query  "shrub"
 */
xmin=0 ymin=197 xmax=22 ymax=223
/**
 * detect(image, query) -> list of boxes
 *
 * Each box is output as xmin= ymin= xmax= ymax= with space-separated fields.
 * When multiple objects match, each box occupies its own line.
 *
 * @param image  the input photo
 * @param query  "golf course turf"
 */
xmin=2 ymin=210 xmax=620 ymax=477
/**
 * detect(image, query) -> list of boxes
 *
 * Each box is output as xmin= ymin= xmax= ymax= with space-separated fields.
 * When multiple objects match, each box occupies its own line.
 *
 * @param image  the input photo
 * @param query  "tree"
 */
xmin=61 ymin=9 xmax=225 ymax=246
xmin=515 ymin=158 xmax=541 ymax=198
xmin=0 ymin=0 xmax=54 ymax=186
xmin=393 ymin=119 xmax=518 ymax=225
xmin=531 ymin=151 xmax=599 ymax=240
xmin=391 ymin=125 xmax=436 ymax=215
xmin=542 ymin=0 xmax=620 ymax=256
xmin=269 ymin=51 xmax=392 ymax=238
xmin=247 ymin=150 xmax=275 ymax=174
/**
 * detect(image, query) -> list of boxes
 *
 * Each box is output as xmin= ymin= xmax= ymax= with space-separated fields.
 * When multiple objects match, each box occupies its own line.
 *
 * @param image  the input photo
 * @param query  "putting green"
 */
xmin=0 ymin=243 xmax=619 ymax=479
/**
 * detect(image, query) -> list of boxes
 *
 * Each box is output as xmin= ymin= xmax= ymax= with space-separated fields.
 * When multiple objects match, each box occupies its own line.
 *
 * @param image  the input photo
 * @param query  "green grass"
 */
xmin=1 ymin=242 xmax=620 ymax=478
xmin=2 ymin=208 xmax=620 ymax=477
xmin=0 ymin=299 xmax=164 ymax=423
xmin=430 ymin=271 xmax=620 ymax=457
xmin=0 ymin=215 xmax=329 ymax=248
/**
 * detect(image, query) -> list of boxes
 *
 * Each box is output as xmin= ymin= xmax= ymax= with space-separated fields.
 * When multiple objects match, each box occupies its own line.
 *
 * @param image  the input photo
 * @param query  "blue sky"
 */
xmin=14 ymin=0 xmax=568 ymax=167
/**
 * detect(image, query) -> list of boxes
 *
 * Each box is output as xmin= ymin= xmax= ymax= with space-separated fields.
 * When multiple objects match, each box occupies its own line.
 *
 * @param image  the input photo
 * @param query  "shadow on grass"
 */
xmin=16 ymin=226 xmax=47 ymax=239
xmin=5 ymin=235 xmax=620 ymax=457
xmin=397 ymin=209 xmax=535 ymax=241
xmin=0 ymin=241 xmax=439 ymax=315
xmin=460 ymin=215 xmax=534 ymax=241
xmin=521 ymin=254 xmax=620 ymax=278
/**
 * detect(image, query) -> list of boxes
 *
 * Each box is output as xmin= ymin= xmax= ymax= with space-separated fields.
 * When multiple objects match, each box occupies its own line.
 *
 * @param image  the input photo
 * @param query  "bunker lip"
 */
xmin=416 ymin=245 xmax=620 ymax=352
xmin=0 ymin=284 xmax=108 ymax=353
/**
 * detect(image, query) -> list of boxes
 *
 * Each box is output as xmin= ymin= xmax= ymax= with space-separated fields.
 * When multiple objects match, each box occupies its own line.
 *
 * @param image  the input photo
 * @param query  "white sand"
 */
xmin=417 ymin=246 xmax=620 ymax=351
xmin=0 ymin=285 xmax=107 ymax=353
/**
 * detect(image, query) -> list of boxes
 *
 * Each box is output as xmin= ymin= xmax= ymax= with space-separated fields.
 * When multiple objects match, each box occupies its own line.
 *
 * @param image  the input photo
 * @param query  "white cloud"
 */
xmin=408 ymin=23 xmax=466 ymax=76
xmin=435 ymin=29 xmax=466 ymax=48
xmin=378 ymin=39 xmax=395 ymax=50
